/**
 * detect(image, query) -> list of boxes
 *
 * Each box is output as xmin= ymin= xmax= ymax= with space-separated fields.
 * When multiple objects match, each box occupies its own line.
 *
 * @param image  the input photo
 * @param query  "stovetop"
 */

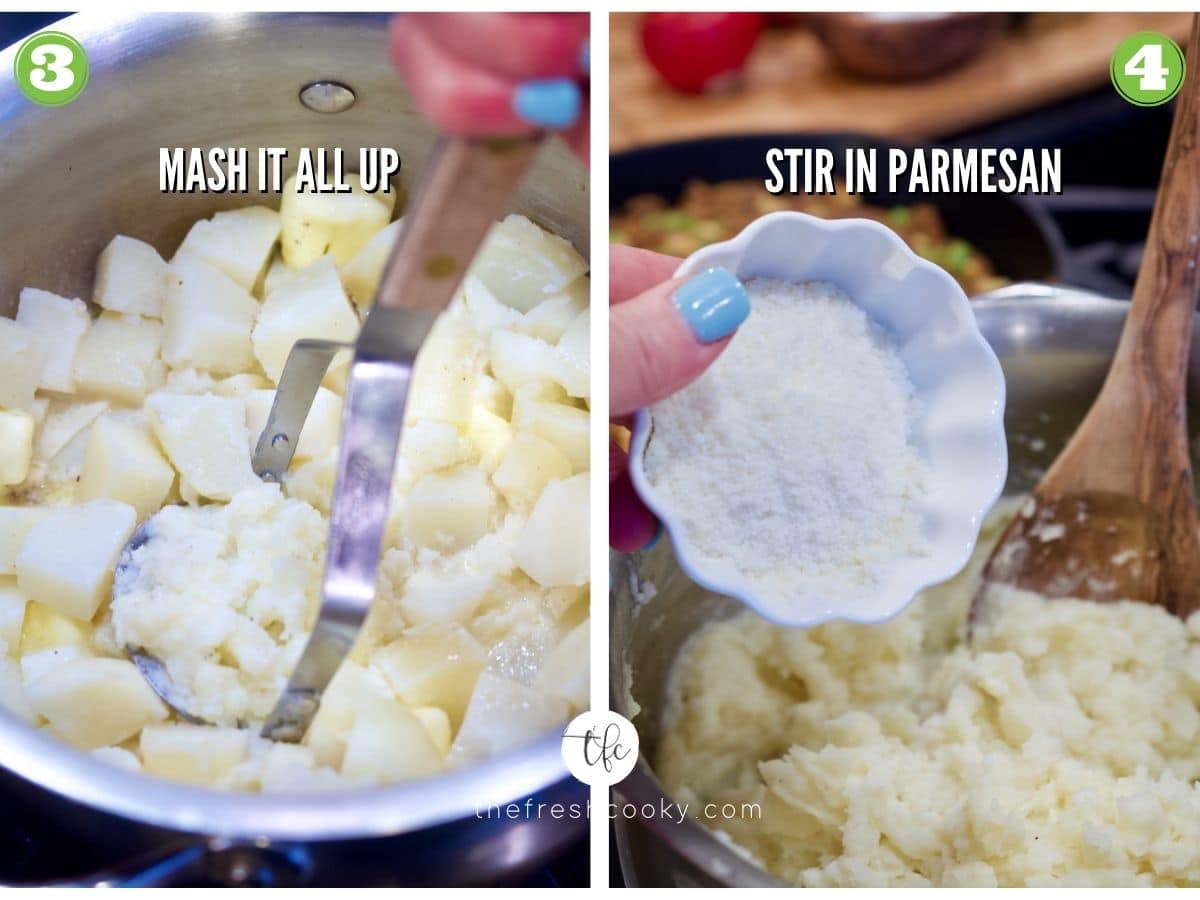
xmin=0 ymin=782 xmax=589 ymax=887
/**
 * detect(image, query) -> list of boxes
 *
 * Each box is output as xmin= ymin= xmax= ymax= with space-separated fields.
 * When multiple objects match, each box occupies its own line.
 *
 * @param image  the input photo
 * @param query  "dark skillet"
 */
xmin=609 ymin=133 xmax=1068 ymax=290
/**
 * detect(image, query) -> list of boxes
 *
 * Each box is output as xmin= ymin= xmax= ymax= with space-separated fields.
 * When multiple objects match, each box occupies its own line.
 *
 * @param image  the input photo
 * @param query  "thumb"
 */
xmin=609 ymin=266 xmax=750 ymax=417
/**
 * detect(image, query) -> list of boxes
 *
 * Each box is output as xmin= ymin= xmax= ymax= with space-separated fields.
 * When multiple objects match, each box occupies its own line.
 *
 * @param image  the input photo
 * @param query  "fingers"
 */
xmin=419 ymin=13 xmax=589 ymax=82
xmin=610 ymin=441 xmax=660 ymax=553
xmin=610 ymin=245 xmax=681 ymax=305
xmin=390 ymin=13 xmax=587 ymax=139
xmin=610 ymin=266 xmax=750 ymax=417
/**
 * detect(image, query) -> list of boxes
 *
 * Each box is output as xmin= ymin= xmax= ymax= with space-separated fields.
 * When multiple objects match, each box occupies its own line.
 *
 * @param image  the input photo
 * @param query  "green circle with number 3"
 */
xmin=1111 ymin=31 xmax=1185 ymax=107
xmin=13 ymin=30 xmax=89 ymax=107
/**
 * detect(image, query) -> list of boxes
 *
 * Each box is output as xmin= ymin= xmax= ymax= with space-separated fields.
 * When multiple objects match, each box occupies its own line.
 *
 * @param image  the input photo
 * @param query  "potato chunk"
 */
xmin=91 ymin=746 xmax=142 ymax=773
xmin=450 ymin=673 xmax=569 ymax=764
xmin=15 ymin=499 xmax=137 ymax=621
xmin=513 ymin=474 xmax=588 ymax=588
xmin=519 ymin=280 xmax=587 ymax=343
xmin=304 ymin=662 xmax=393 ymax=769
xmin=404 ymin=316 xmax=483 ymax=428
xmin=0 ymin=410 xmax=35 ymax=486
xmin=555 ymin=308 xmax=590 ymax=399
xmin=18 ymin=600 xmax=91 ymax=655
xmin=16 ymin=288 xmax=90 ymax=393
xmin=72 ymin=313 xmax=162 ymax=406
xmin=243 ymin=386 xmax=341 ymax=463
xmin=140 ymin=724 xmax=250 ymax=786
xmin=147 ymin=393 xmax=257 ymax=501
xmin=473 ymin=374 xmax=511 ymax=419
xmin=374 ymin=628 xmax=487 ymax=724
xmin=462 ymin=274 xmax=522 ymax=337
xmin=211 ymin=373 xmax=273 ymax=399
xmin=470 ymin=215 xmax=587 ymax=312
xmin=0 ymin=656 xmax=37 ymax=724
xmin=339 ymin=218 xmax=403 ymax=309
xmin=34 ymin=399 xmax=108 ymax=464
xmin=0 ymin=318 xmax=45 ymax=411
xmin=398 ymin=568 xmax=494 ymax=626
xmin=251 ymin=256 xmax=359 ymax=383
xmin=259 ymin=743 xmax=318 ymax=792
xmin=536 ymin=620 xmax=589 ymax=711
xmin=0 ymin=508 xmax=48 ymax=575
xmin=18 ymin=601 xmax=92 ymax=683
xmin=279 ymin=173 xmax=393 ymax=268
xmin=467 ymin=407 xmax=513 ymax=474
xmin=492 ymin=433 xmax=572 ymax=512
xmin=161 ymin=252 xmax=259 ymax=374
xmin=0 ymin=578 xmax=26 ymax=654
xmin=340 ymin=698 xmax=444 ymax=782
xmin=20 ymin=646 xmax=87 ymax=685
xmin=489 ymin=329 xmax=560 ymax=394
xmin=371 ymin=625 xmax=486 ymax=726
xmin=513 ymin=393 xmax=589 ymax=473
xmin=399 ymin=420 xmax=473 ymax=479
xmin=77 ymin=415 xmax=175 ymax=519
xmin=25 ymin=657 xmax=167 ymax=749
xmin=262 ymin=256 xmax=300 ymax=298
xmin=402 ymin=467 xmax=493 ymax=551
xmin=93 ymin=235 xmax=169 ymax=317
xmin=491 ymin=327 xmax=588 ymax=401
xmin=413 ymin=706 xmax=452 ymax=756
xmin=174 ymin=206 xmax=281 ymax=291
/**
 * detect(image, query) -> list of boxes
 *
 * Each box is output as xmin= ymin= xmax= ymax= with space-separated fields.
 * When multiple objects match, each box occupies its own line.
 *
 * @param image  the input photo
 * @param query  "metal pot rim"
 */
xmin=0 ymin=709 xmax=568 ymax=838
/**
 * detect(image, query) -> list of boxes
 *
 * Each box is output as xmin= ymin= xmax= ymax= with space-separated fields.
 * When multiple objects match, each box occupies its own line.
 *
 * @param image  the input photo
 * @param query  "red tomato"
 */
xmin=640 ymin=13 xmax=765 ymax=94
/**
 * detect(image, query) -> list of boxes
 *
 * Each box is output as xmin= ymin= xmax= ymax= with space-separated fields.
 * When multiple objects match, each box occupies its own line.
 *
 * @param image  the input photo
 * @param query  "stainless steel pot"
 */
xmin=0 ymin=12 xmax=588 ymax=886
xmin=610 ymin=284 xmax=1200 ymax=887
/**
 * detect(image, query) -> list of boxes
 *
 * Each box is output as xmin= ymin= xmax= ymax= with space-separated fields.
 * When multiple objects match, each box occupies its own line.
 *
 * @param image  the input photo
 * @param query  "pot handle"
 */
xmin=12 ymin=839 xmax=313 ymax=887
xmin=1022 ymin=187 xmax=1156 ymax=297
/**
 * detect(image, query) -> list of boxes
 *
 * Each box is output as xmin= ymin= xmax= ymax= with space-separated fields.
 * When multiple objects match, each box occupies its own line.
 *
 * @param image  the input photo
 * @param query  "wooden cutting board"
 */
xmin=610 ymin=12 xmax=1193 ymax=152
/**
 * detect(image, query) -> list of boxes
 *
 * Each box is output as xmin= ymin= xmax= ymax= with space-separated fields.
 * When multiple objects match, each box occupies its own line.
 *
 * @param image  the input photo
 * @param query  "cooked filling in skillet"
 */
xmin=611 ymin=178 xmax=1007 ymax=296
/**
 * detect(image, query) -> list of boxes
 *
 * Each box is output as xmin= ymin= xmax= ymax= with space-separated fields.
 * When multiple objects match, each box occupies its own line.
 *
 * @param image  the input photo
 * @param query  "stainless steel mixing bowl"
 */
xmin=0 ymin=11 xmax=587 ymax=886
xmin=610 ymin=284 xmax=1200 ymax=887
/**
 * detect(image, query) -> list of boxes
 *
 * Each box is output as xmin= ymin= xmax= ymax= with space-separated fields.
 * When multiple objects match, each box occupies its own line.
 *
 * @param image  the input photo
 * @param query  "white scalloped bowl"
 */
xmin=627 ymin=211 xmax=1008 ymax=627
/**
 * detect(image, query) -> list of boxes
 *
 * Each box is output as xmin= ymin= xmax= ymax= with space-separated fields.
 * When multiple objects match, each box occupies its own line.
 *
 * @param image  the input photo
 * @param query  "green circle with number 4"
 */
xmin=13 ymin=30 xmax=89 ymax=107
xmin=1111 ymin=31 xmax=1185 ymax=107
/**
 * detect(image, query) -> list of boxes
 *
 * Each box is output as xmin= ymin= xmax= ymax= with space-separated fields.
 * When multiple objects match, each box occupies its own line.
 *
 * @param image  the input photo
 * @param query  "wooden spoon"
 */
xmin=974 ymin=16 xmax=1200 ymax=621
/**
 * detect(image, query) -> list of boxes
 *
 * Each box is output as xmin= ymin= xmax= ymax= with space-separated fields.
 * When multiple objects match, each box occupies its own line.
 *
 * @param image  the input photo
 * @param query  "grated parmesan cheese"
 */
xmin=643 ymin=277 xmax=930 ymax=612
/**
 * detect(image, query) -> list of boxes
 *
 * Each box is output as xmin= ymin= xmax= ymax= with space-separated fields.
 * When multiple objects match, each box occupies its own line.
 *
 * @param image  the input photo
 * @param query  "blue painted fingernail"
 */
xmin=580 ymin=39 xmax=590 ymax=75
xmin=673 ymin=267 xmax=750 ymax=343
xmin=513 ymin=79 xmax=581 ymax=129
xmin=643 ymin=523 xmax=664 ymax=552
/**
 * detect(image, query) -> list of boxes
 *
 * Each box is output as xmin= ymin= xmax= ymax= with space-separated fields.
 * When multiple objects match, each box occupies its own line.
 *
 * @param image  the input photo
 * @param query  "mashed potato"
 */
xmin=659 ymin=506 xmax=1200 ymax=886
xmin=108 ymin=484 xmax=326 ymax=725
xmin=0 ymin=198 xmax=590 ymax=791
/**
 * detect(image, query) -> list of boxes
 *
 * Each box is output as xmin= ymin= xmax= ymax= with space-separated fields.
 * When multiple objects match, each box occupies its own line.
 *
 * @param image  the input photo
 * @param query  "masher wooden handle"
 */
xmin=374 ymin=136 xmax=540 ymax=312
